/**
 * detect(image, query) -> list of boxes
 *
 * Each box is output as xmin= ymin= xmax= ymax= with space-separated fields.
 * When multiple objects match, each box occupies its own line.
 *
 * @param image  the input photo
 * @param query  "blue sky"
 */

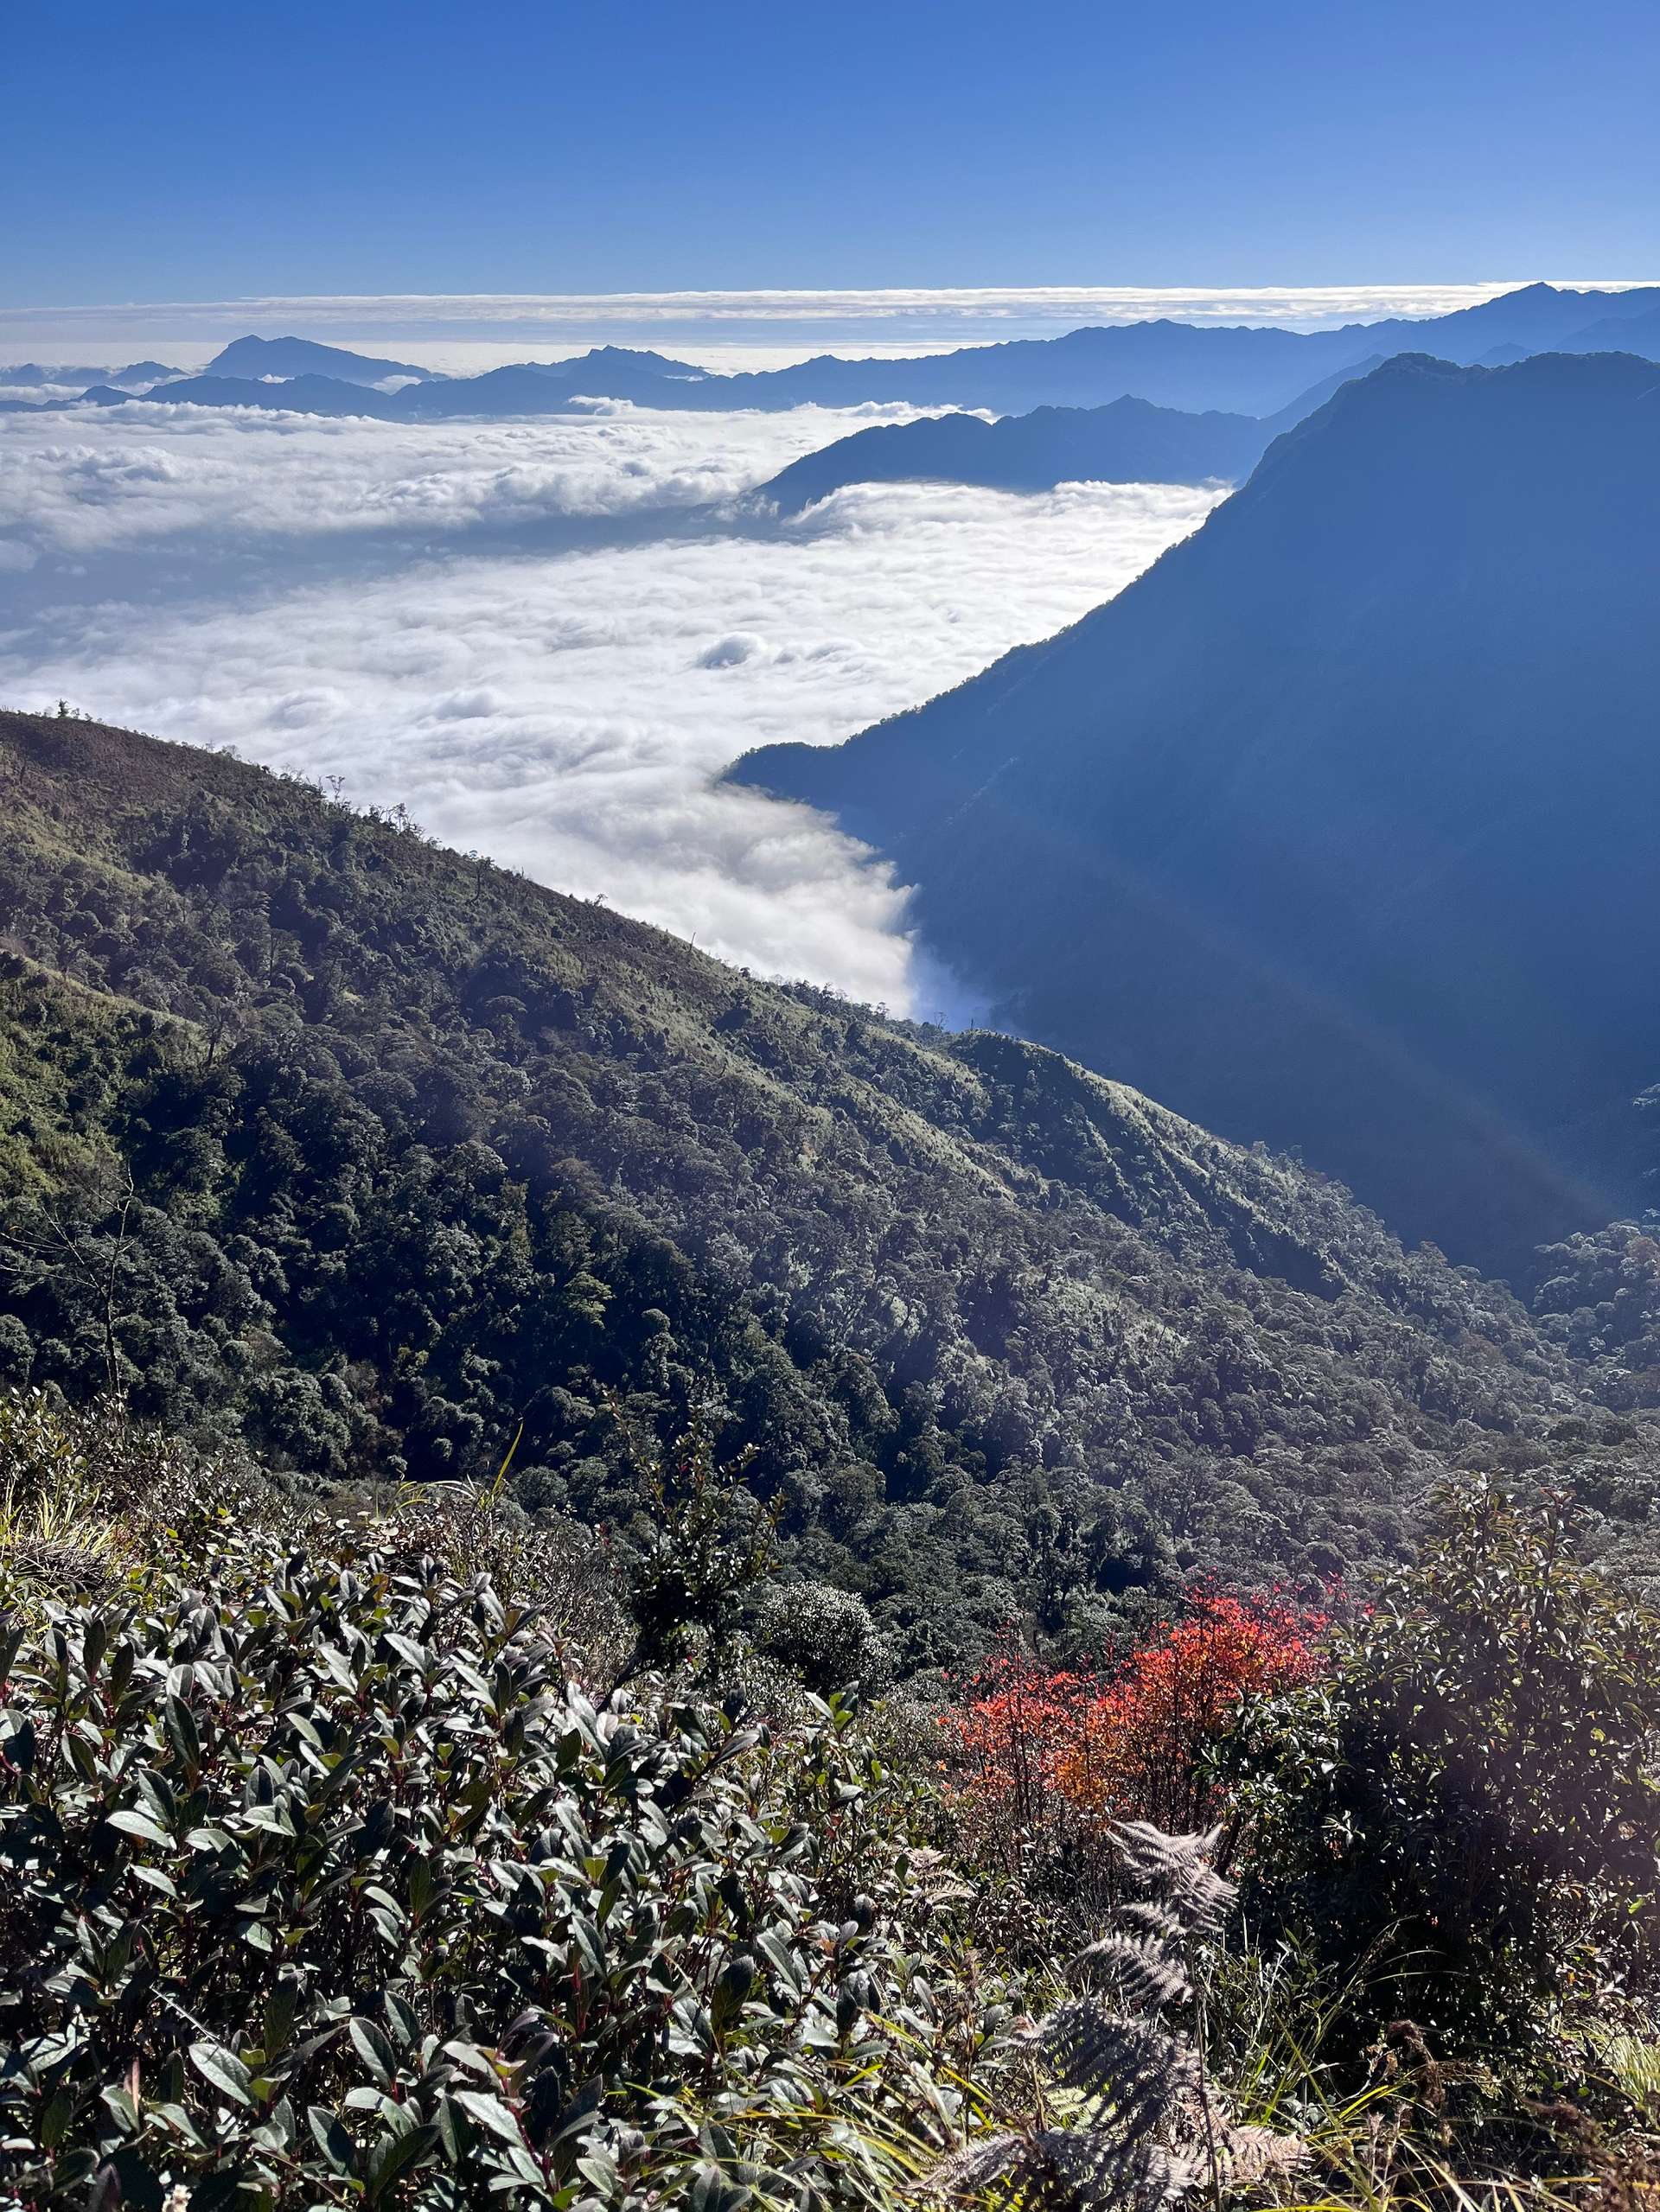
xmin=6 ymin=0 xmax=1658 ymax=307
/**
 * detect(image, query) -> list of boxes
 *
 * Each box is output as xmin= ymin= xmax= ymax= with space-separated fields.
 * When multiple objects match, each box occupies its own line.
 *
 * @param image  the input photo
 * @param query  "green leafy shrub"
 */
xmin=0 ymin=1512 xmax=997 ymax=2209
xmin=746 ymin=1582 xmax=894 ymax=1699
xmin=1223 ymin=1482 xmax=1660 ymax=2064
xmin=616 ymin=1426 xmax=778 ymax=1682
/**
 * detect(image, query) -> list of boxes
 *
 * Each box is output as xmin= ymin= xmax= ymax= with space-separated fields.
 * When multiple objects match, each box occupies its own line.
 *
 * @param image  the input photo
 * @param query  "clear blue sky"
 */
xmin=6 ymin=0 xmax=1657 ymax=304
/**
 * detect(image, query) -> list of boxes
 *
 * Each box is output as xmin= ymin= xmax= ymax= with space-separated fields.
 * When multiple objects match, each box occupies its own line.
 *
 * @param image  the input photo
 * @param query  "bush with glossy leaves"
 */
xmin=0 ymin=1510 xmax=1002 ymax=2210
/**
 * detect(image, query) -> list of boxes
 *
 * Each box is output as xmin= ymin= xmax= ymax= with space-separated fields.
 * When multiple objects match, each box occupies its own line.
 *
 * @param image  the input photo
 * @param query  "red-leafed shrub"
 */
xmin=1055 ymin=1593 xmax=1328 ymax=1831
xmin=942 ymin=1653 xmax=1090 ymax=1826
xmin=942 ymin=1595 xmax=1331 ymax=1892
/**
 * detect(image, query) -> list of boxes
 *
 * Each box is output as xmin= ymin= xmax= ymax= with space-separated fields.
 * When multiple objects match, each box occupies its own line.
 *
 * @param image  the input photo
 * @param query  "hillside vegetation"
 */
xmin=4 ymin=1392 xmax=1660 ymax=2209
xmin=3 ymin=708 xmax=1659 ymax=1672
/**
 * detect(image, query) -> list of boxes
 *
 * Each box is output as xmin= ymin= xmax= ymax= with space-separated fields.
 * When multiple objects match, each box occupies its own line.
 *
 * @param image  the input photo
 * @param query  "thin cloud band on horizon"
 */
xmin=5 ymin=278 xmax=1657 ymax=354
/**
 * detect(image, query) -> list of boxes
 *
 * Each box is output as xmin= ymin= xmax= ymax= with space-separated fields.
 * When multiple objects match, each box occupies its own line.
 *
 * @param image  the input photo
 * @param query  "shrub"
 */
xmin=746 ymin=1580 xmax=894 ymax=1698
xmin=618 ymin=1425 xmax=778 ymax=1681
xmin=941 ymin=1597 xmax=1328 ymax=1915
xmin=0 ymin=1512 xmax=992 ymax=2209
xmin=1225 ymin=1482 xmax=1660 ymax=2062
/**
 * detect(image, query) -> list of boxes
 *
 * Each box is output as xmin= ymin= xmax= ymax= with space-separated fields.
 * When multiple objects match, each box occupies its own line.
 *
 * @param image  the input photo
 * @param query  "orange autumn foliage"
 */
xmin=945 ymin=1594 xmax=1329 ymax=1843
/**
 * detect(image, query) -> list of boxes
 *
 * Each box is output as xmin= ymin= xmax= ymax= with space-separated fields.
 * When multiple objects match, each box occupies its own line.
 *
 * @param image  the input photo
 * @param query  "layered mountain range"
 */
xmin=6 ymin=283 xmax=1659 ymax=426
xmin=733 ymin=350 xmax=1660 ymax=1273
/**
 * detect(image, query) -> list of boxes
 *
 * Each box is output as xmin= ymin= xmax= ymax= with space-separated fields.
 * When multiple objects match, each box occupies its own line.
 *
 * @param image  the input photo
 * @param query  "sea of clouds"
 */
xmin=0 ymin=396 xmax=1221 ymax=1008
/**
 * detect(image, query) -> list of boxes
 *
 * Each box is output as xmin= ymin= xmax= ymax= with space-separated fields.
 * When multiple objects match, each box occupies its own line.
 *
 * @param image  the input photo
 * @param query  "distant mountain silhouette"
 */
xmin=531 ymin=345 xmax=707 ymax=380
xmin=204 ymin=335 xmax=444 ymax=384
xmin=1408 ymin=279 xmax=1660 ymax=351
xmin=390 ymin=365 xmax=572 ymax=416
xmin=82 ymin=373 xmax=404 ymax=418
xmin=0 ymin=359 xmax=183 ymax=388
xmin=731 ymin=352 xmax=1660 ymax=1275
xmin=41 ymin=285 xmax=1660 ymax=424
xmin=393 ymin=347 xmax=712 ymax=414
xmin=752 ymin=360 xmax=1389 ymax=511
xmin=706 ymin=286 xmax=1660 ymax=416
xmin=1555 ymin=306 xmax=1660 ymax=358
xmin=109 ymin=360 xmax=182 ymax=385
xmin=754 ymin=400 xmax=1265 ymax=512
xmin=722 ymin=323 xmax=1374 ymax=415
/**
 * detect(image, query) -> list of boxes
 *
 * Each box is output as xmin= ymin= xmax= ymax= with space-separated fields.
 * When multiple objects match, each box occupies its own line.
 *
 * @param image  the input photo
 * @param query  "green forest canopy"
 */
xmin=3 ymin=706 xmax=1657 ymax=1672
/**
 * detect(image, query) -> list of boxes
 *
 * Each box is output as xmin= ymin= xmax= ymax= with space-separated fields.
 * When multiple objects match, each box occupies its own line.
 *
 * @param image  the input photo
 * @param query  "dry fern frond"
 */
xmin=929 ymin=2127 xmax=1202 ymax=2212
xmin=1211 ymin=2120 xmax=1308 ymax=2184
xmin=905 ymin=1845 xmax=977 ymax=1905
xmin=1112 ymin=1823 xmax=1238 ymax=1935
xmin=923 ymin=1820 xmax=1306 ymax=2212
xmin=1114 ymin=1899 xmax=1193 ymax=1950
xmin=1029 ymin=2001 xmax=1198 ymax=2121
xmin=1077 ymin=1930 xmax=1194 ymax=2011
xmin=0 ymin=1533 xmax=118 ymax=1596
xmin=1028 ymin=2131 xmax=1202 ymax=2212
xmin=927 ymin=2132 xmax=1026 ymax=2193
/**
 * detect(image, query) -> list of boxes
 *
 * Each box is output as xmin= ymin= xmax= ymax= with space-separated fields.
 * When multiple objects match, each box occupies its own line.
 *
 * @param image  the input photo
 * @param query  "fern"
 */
xmin=927 ymin=1823 xmax=1304 ymax=2211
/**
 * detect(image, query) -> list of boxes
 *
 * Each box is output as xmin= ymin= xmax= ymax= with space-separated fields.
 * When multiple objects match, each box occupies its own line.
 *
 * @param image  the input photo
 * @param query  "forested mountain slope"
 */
xmin=2 ymin=708 xmax=1655 ymax=1664
xmin=733 ymin=352 xmax=1660 ymax=1275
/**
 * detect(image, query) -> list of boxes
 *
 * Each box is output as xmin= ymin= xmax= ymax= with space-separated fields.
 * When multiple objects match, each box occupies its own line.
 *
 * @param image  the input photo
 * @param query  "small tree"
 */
xmin=1225 ymin=1482 xmax=1660 ymax=2058
xmin=616 ymin=1419 xmax=776 ymax=1682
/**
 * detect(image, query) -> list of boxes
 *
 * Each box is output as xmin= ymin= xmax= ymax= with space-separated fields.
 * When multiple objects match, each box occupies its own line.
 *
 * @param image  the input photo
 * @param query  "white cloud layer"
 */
xmin=0 ymin=403 xmax=897 ymax=560
xmin=0 ymin=403 xmax=1219 ymax=1008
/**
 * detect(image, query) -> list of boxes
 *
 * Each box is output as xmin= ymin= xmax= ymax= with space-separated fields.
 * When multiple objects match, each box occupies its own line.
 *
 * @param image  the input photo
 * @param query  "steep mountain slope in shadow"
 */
xmin=731 ymin=352 xmax=1660 ymax=1276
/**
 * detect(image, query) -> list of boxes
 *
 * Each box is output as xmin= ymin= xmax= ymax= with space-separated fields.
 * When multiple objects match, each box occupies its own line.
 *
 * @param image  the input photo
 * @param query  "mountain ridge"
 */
xmin=203 ymin=334 xmax=445 ymax=383
xmin=731 ymin=350 xmax=1660 ymax=1272
xmin=16 ymin=284 xmax=1660 ymax=424
xmin=750 ymin=360 xmax=1389 ymax=511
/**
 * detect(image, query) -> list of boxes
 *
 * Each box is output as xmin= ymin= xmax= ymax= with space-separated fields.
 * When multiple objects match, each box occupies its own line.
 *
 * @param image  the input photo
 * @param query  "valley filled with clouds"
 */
xmin=0 ymin=397 xmax=1219 ymax=1004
